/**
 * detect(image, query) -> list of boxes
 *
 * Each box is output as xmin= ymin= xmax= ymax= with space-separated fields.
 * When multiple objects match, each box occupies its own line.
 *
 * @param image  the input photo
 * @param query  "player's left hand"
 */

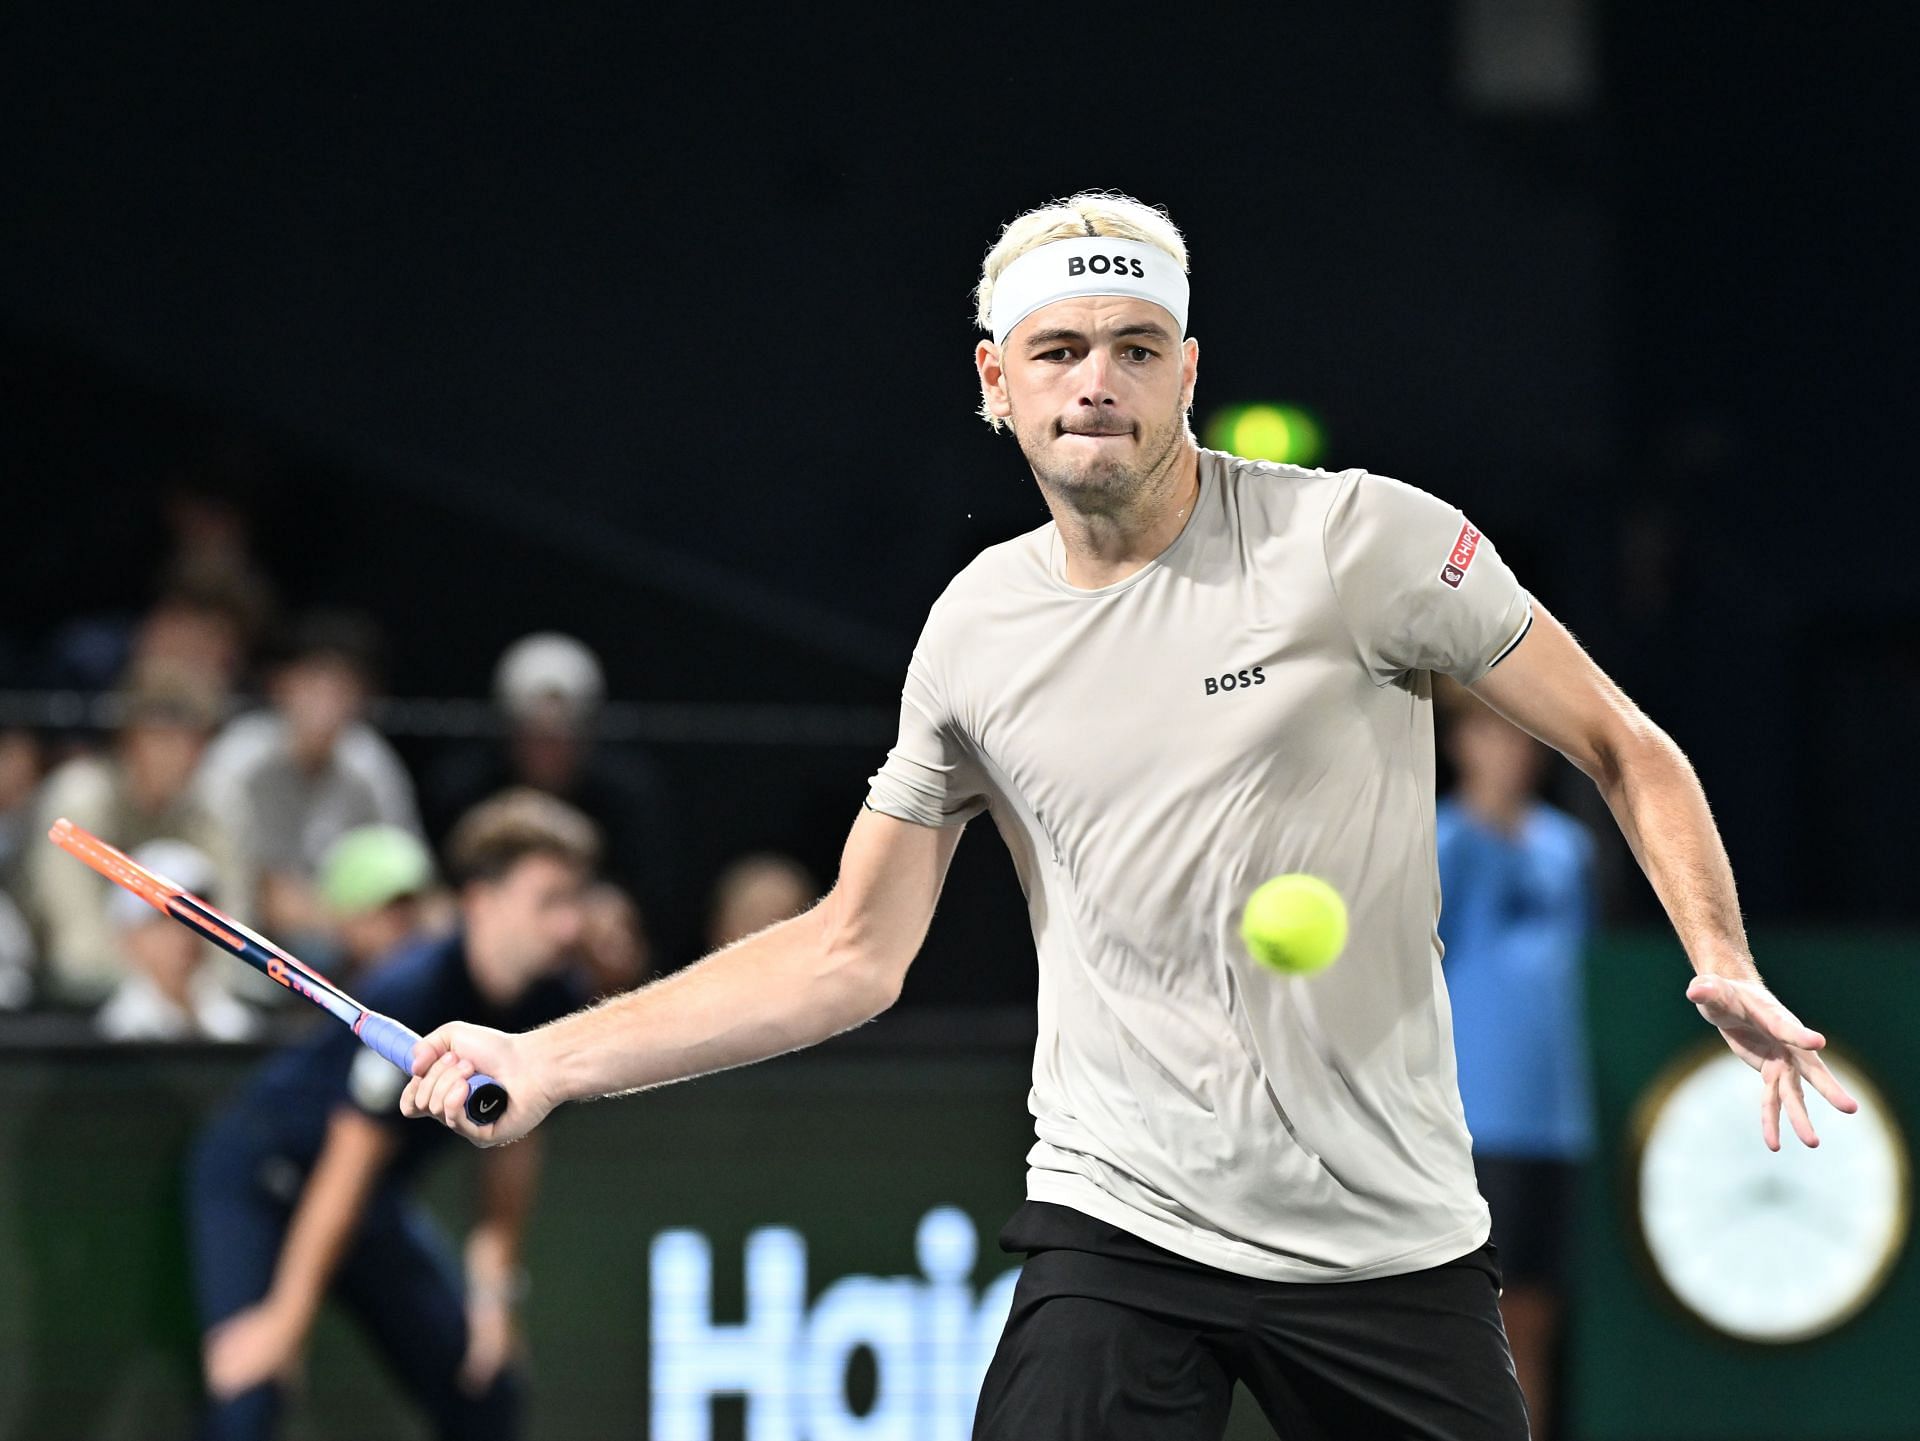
xmin=204 ymin=1298 xmax=306 ymax=1399
xmin=1687 ymin=974 xmax=1860 ymax=1150
xmin=459 ymin=1296 xmax=518 ymax=1396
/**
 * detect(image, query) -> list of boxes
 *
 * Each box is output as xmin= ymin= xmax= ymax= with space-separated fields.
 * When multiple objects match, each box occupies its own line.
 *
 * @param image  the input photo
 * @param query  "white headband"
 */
xmin=987 ymin=236 xmax=1190 ymax=347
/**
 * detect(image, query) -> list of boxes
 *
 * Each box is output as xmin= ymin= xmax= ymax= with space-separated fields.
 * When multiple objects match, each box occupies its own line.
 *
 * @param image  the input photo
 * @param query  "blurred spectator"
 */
xmin=185 ymin=788 xmax=598 ymax=1437
xmin=130 ymin=555 xmax=275 ymax=691
xmin=427 ymin=632 xmax=675 ymax=947
xmin=318 ymin=823 xmax=439 ymax=979
xmin=28 ymin=667 xmax=247 ymax=1005
xmin=0 ymin=728 xmax=46 ymax=1006
xmin=706 ymin=851 xmax=818 ymax=951
xmin=95 ymin=839 xmax=260 ymax=1042
xmin=164 ymin=461 xmax=267 ymax=580
xmin=577 ymin=881 xmax=650 ymax=999
xmin=47 ymin=552 xmax=274 ymax=698
xmin=0 ymin=900 xmax=30 ymax=1011
xmin=0 ymin=726 xmax=44 ymax=874
xmin=199 ymin=611 xmax=422 ymax=949
xmin=1436 ymin=685 xmax=1595 ymax=1441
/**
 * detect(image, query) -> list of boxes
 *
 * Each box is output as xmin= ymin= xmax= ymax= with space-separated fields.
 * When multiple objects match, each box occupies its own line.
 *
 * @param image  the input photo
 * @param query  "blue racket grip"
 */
xmin=356 ymin=1011 xmax=509 ymax=1126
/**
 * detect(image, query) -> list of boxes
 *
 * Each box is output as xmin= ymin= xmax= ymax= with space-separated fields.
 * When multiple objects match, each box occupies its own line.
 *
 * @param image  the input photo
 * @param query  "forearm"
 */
xmin=267 ymin=1117 xmax=392 ymax=1326
xmin=1594 ymin=726 xmax=1758 ymax=980
xmin=533 ymin=900 xmax=896 ymax=1104
xmin=461 ymin=1222 xmax=523 ymax=1381
xmin=467 ymin=1136 xmax=540 ymax=1301
xmin=464 ymin=1223 xmax=524 ymax=1307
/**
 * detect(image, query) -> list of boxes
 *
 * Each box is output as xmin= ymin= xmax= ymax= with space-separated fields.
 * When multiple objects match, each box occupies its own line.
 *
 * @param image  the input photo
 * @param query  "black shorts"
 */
xmin=973 ymin=1201 xmax=1529 ymax=1441
xmin=1472 ymin=1155 xmax=1581 ymax=1289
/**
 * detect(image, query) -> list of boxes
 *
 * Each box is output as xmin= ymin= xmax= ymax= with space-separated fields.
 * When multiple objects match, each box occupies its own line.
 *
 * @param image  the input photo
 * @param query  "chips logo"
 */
xmin=1440 ymin=522 xmax=1481 ymax=589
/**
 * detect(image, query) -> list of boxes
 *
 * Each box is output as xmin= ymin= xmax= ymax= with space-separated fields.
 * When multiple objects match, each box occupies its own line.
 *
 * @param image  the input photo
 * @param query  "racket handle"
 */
xmin=356 ymin=1011 xmax=510 ymax=1126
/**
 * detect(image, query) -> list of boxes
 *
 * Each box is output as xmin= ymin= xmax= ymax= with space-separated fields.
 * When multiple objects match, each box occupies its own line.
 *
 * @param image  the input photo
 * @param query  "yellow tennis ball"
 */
xmin=1241 ymin=874 xmax=1348 ymax=975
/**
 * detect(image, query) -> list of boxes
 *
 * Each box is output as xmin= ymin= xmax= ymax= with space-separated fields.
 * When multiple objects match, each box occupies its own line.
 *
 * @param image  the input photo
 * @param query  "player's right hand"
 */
xmin=402 ymin=1023 xmax=556 ymax=1147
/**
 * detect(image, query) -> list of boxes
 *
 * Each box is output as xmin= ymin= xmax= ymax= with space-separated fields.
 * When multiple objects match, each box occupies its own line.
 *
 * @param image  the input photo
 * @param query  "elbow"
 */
xmin=1587 ymin=715 xmax=1683 ymax=797
xmin=1581 ymin=735 xmax=1626 ymax=793
xmin=861 ymin=959 xmax=907 ymax=1017
xmin=812 ymin=891 xmax=910 ymax=1022
xmin=834 ymin=943 xmax=909 ymax=1026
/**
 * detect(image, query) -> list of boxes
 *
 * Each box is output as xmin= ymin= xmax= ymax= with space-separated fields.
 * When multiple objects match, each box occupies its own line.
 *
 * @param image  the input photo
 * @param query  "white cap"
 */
xmin=493 ymin=632 xmax=605 ymax=720
xmin=110 ymin=840 xmax=218 ymax=930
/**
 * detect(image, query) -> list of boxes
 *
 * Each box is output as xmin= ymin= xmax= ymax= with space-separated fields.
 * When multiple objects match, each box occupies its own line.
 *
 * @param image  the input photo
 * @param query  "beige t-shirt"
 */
xmin=867 ymin=449 xmax=1533 ymax=1283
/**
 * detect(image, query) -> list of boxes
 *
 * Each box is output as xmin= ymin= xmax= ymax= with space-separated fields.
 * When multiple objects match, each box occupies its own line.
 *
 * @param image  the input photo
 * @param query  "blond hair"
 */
xmin=974 ymin=191 xmax=1189 ymax=332
xmin=973 ymin=192 xmax=1189 ymax=429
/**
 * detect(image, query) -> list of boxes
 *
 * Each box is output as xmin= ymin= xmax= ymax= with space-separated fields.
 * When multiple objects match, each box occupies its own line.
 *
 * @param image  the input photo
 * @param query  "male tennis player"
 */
xmin=404 ymin=193 xmax=1857 ymax=1440
xmin=188 ymin=789 xmax=595 ymax=1441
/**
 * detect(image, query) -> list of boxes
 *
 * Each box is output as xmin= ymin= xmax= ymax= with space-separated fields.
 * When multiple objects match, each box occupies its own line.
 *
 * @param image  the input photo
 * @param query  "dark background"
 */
xmin=3 ymin=2 xmax=1914 ymax=980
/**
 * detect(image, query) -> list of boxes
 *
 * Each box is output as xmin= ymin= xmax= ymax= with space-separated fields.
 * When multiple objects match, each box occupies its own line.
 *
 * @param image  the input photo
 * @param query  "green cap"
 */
xmin=320 ymin=825 xmax=434 ymax=917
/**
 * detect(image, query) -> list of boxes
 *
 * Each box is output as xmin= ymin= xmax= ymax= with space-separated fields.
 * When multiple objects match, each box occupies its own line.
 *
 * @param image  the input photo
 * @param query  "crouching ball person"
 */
xmin=186 ymin=790 xmax=597 ymax=1441
xmin=403 ymin=193 xmax=1856 ymax=1441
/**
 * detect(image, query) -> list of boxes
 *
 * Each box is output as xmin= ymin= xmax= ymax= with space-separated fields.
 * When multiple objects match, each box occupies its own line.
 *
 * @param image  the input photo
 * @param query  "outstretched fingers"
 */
xmin=1760 ymin=1057 xmax=1785 ymax=1152
xmin=1796 ymin=1049 xmax=1861 ymax=1117
xmin=1687 ymin=975 xmax=1861 ymax=1150
xmin=1780 ymin=1065 xmax=1821 ymax=1149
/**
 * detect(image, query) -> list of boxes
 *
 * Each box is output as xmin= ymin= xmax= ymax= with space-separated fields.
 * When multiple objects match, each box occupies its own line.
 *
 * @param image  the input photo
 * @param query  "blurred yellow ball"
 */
xmin=1203 ymin=403 xmax=1326 ymax=466
xmin=1234 ymin=405 xmax=1294 ymax=460
xmin=1240 ymin=874 xmax=1348 ymax=976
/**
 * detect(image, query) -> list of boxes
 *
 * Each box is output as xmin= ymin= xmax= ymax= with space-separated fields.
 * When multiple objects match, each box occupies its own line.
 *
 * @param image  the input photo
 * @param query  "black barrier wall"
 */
xmin=1 ymin=934 xmax=1913 ymax=1440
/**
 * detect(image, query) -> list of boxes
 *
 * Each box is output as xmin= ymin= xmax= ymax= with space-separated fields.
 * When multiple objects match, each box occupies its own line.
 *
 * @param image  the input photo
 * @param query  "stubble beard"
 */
xmin=1012 ymin=404 xmax=1189 ymax=521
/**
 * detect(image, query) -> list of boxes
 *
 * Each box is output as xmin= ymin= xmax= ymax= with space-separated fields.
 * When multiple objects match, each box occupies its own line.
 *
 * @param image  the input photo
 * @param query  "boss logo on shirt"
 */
xmin=1067 ymin=255 xmax=1147 ymax=278
xmin=1204 ymin=666 xmax=1266 ymax=695
xmin=1440 ymin=521 xmax=1481 ymax=589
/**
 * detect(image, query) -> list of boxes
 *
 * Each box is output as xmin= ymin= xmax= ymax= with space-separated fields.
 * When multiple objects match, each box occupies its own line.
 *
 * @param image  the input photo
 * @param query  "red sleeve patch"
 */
xmin=1439 ymin=522 xmax=1481 ymax=589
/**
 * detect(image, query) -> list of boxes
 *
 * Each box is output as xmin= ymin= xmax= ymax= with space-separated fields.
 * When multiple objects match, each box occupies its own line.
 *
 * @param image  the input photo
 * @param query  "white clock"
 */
xmin=1629 ymin=1043 xmax=1909 ymax=1343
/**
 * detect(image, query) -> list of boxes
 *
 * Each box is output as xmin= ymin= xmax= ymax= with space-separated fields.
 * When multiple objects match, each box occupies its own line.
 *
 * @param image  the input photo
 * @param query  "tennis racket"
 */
xmin=49 ymin=817 xmax=508 ymax=1125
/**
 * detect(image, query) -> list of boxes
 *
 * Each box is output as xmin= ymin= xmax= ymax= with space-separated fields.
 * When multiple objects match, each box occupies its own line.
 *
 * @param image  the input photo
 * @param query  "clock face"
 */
xmin=1633 ymin=1046 xmax=1909 ymax=1343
